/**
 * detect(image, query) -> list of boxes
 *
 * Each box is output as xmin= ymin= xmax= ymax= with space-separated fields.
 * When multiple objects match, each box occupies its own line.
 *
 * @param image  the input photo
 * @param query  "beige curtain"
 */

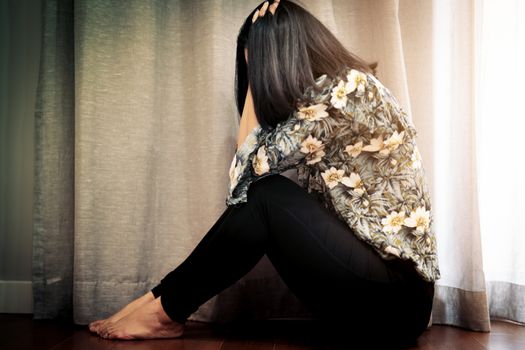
xmin=36 ymin=0 xmax=525 ymax=331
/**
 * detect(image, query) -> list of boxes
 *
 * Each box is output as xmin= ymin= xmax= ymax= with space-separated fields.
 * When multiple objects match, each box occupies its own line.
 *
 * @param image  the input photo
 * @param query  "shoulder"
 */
xmin=296 ymin=66 xmax=386 ymax=115
xmin=294 ymin=67 xmax=404 ymax=127
xmin=273 ymin=66 xmax=417 ymax=145
xmin=335 ymin=67 xmax=418 ymax=139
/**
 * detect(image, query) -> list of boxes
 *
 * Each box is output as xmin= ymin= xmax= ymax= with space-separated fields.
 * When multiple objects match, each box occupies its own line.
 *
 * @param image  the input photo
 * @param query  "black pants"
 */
xmin=151 ymin=174 xmax=434 ymax=347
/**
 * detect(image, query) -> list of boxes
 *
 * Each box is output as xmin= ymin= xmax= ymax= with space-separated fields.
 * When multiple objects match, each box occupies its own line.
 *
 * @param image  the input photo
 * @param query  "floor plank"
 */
xmin=1 ymin=314 xmax=524 ymax=350
xmin=52 ymin=321 xmax=225 ymax=350
xmin=471 ymin=319 xmax=525 ymax=350
xmin=0 ymin=314 xmax=75 ymax=350
xmin=219 ymin=339 xmax=274 ymax=350
xmin=422 ymin=324 xmax=487 ymax=349
xmin=51 ymin=331 xmax=224 ymax=350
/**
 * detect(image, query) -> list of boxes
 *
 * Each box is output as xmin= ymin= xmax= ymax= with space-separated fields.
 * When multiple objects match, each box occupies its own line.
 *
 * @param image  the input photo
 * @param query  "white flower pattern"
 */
xmin=362 ymin=134 xmax=385 ymax=152
xmin=381 ymin=130 xmax=405 ymax=156
xmin=381 ymin=210 xmax=406 ymax=234
xmin=345 ymin=141 xmax=364 ymax=158
xmin=321 ymin=167 xmax=350 ymax=189
xmin=342 ymin=172 xmax=366 ymax=195
xmin=330 ymin=80 xmax=353 ymax=110
xmin=346 ymin=69 xmax=368 ymax=95
xmin=410 ymin=145 xmax=422 ymax=169
xmin=297 ymin=103 xmax=329 ymax=121
xmin=300 ymin=135 xmax=325 ymax=165
xmin=403 ymin=205 xmax=430 ymax=236
xmin=228 ymin=155 xmax=240 ymax=193
xmin=252 ymin=145 xmax=270 ymax=175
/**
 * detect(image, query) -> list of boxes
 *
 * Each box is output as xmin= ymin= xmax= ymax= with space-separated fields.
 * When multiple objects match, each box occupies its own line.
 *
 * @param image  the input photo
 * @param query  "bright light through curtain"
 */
xmin=476 ymin=0 xmax=525 ymax=321
xmin=404 ymin=0 xmax=525 ymax=329
xmin=426 ymin=0 xmax=492 ymax=330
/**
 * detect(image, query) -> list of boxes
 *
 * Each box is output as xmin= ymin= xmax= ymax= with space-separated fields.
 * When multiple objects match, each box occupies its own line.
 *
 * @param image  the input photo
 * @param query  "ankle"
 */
xmin=154 ymin=297 xmax=179 ymax=326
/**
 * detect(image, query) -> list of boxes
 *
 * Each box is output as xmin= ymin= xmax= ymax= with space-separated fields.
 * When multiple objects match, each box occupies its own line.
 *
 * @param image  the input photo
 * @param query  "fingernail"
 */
xmin=252 ymin=9 xmax=259 ymax=22
xmin=260 ymin=1 xmax=269 ymax=16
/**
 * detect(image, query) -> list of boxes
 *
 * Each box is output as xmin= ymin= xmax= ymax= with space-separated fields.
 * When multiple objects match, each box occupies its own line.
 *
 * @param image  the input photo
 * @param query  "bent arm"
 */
xmin=226 ymin=104 xmax=318 ymax=207
xmin=237 ymin=84 xmax=260 ymax=151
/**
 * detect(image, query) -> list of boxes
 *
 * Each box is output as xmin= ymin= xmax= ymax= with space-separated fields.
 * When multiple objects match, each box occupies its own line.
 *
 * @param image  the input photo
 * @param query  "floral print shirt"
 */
xmin=226 ymin=66 xmax=441 ymax=283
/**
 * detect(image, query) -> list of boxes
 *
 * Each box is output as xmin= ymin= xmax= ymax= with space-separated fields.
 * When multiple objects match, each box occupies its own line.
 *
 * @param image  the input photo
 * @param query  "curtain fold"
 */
xmin=32 ymin=0 xmax=75 ymax=320
xmin=32 ymin=0 xmax=523 ymax=330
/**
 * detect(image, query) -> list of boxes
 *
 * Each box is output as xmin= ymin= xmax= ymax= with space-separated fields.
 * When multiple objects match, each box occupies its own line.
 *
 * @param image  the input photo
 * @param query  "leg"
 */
xmin=150 ymin=189 xmax=269 ymax=324
xmin=151 ymin=174 xmax=433 ymax=344
xmin=243 ymin=175 xmax=434 ymax=346
xmin=90 ymin=203 xmax=250 ymax=333
xmin=92 ymin=180 xmax=271 ymax=339
xmin=95 ymin=174 xmax=433 ymax=342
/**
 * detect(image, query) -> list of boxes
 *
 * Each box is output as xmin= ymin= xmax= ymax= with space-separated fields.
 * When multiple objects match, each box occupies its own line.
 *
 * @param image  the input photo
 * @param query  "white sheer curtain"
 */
xmin=476 ymin=0 xmax=525 ymax=322
xmin=399 ymin=0 xmax=491 ymax=330
xmin=427 ymin=0 xmax=525 ymax=327
xmin=400 ymin=0 xmax=524 ymax=329
xmin=419 ymin=0 xmax=488 ymax=330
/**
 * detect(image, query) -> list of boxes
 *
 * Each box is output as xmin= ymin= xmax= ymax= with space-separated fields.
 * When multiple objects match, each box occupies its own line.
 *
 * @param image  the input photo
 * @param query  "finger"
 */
xmin=252 ymin=9 xmax=260 ymax=23
xmin=269 ymin=0 xmax=280 ymax=15
xmin=259 ymin=1 xmax=270 ymax=16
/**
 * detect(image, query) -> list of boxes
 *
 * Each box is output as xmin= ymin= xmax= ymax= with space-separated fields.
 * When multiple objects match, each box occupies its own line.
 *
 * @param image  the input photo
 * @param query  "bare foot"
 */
xmin=98 ymin=296 xmax=185 ymax=340
xmin=88 ymin=291 xmax=155 ymax=334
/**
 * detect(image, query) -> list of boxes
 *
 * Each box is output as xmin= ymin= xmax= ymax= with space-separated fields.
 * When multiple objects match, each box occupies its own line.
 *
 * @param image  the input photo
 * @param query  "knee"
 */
xmin=247 ymin=174 xmax=291 ymax=202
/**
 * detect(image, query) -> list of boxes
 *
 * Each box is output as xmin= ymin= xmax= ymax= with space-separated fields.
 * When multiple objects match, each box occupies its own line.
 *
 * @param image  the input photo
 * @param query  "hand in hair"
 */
xmin=252 ymin=0 xmax=280 ymax=23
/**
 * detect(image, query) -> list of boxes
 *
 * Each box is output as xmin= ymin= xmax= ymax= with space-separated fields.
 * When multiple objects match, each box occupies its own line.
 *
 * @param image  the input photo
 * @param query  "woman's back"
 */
xmin=227 ymin=66 xmax=440 ymax=284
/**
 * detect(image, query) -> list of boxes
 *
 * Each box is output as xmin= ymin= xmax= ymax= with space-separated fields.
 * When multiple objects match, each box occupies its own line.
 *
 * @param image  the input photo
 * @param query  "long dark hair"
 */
xmin=235 ymin=0 xmax=378 ymax=130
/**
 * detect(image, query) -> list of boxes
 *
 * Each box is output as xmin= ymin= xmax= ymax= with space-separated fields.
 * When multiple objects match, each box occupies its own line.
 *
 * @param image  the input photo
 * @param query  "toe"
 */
xmin=114 ymin=331 xmax=133 ymax=340
xmin=96 ymin=322 xmax=110 ymax=336
xmin=106 ymin=331 xmax=116 ymax=339
xmin=102 ymin=326 xmax=114 ymax=339
xmin=89 ymin=320 xmax=103 ymax=332
xmin=106 ymin=326 xmax=131 ymax=340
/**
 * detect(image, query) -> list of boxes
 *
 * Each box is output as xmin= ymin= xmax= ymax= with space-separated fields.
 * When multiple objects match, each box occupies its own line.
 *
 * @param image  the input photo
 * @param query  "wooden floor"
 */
xmin=1 ymin=314 xmax=524 ymax=350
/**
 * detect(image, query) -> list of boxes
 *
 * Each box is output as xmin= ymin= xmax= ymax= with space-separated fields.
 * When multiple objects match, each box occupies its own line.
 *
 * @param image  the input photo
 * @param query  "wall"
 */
xmin=0 ymin=0 xmax=42 ymax=313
